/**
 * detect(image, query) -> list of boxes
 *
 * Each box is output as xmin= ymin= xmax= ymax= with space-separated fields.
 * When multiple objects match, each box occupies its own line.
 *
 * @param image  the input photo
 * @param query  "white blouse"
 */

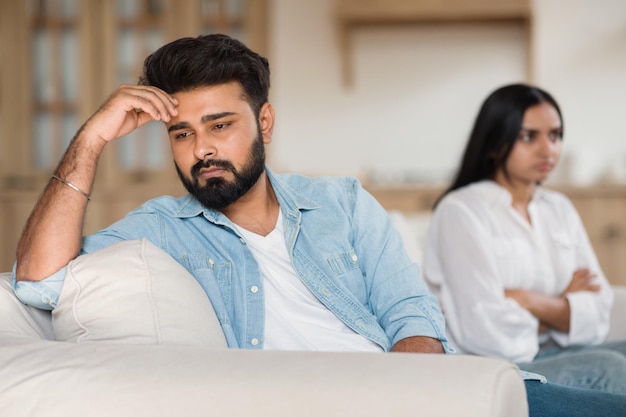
xmin=423 ymin=181 xmax=613 ymax=363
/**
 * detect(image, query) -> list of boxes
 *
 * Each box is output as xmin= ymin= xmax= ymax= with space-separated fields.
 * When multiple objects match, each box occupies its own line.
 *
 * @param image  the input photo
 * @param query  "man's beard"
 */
xmin=175 ymin=132 xmax=266 ymax=210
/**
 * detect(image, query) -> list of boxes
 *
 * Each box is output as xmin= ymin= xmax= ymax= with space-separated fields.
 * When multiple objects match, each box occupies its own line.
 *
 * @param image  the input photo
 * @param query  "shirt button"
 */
xmin=250 ymin=285 xmax=259 ymax=293
xmin=351 ymin=254 xmax=358 ymax=262
xmin=208 ymin=258 xmax=215 ymax=266
xmin=251 ymin=338 xmax=259 ymax=346
xmin=240 ymin=237 xmax=246 ymax=244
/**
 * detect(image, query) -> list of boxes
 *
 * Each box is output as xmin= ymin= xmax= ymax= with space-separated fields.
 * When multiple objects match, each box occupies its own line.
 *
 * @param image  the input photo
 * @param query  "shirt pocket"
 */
xmin=327 ymin=249 xmax=360 ymax=276
xmin=180 ymin=254 xmax=233 ymax=305
xmin=327 ymin=249 xmax=367 ymax=294
xmin=326 ymin=249 xmax=367 ymax=303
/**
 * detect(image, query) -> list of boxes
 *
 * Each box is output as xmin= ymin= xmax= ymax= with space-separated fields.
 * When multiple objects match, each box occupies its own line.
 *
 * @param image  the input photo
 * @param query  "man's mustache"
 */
xmin=191 ymin=159 xmax=236 ymax=178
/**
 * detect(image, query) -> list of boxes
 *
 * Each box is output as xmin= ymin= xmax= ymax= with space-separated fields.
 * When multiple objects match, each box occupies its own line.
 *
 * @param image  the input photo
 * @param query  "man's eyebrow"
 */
xmin=167 ymin=112 xmax=237 ymax=133
xmin=168 ymin=122 xmax=190 ymax=133
xmin=201 ymin=112 xmax=236 ymax=123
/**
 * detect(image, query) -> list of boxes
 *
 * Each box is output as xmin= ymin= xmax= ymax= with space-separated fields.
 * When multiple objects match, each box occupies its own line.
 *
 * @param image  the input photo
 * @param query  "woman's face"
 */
xmin=500 ymin=102 xmax=563 ymax=186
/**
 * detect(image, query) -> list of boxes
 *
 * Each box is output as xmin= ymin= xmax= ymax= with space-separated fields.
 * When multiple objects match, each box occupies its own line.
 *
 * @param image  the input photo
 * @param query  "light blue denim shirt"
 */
xmin=14 ymin=167 xmax=451 ymax=352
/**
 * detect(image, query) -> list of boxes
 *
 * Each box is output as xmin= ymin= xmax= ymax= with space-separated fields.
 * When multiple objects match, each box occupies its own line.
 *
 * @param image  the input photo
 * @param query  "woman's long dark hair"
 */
xmin=434 ymin=83 xmax=563 ymax=207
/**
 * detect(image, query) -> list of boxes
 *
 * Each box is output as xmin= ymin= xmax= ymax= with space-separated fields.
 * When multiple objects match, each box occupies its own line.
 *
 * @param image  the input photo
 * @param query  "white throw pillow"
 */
xmin=52 ymin=238 xmax=227 ymax=348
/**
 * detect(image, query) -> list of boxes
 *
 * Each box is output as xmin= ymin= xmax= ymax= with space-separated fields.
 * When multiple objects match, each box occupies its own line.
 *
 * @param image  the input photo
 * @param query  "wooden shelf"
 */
xmin=336 ymin=0 xmax=533 ymax=85
xmin=337 ymin=0 xmax=531 ymax=23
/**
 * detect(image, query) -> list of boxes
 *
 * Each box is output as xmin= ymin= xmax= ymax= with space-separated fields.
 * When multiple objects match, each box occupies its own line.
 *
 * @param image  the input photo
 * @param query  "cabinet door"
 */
xmin=0 ymin=0 xmax=268 ymax=271
xmin=567 ymin=189 xmax=626 ymax=287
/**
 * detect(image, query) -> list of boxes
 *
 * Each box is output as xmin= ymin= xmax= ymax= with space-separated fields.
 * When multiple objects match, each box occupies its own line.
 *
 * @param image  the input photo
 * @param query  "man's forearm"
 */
xmin=391 ymin=336 xmax=445 ymax=353
xmin=15 ymin=131 xmax=105 ymax=282
xmin=15 ymin=85 xmax=177 ymax=282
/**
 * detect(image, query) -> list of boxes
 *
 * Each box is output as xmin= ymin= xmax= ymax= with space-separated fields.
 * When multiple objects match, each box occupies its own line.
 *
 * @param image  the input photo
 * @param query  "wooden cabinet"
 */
xmin=0 ymin=0 xmax=267 ymax=271
xmin=367 ymin=184 xmax=626 ymax=286
xmin=562 ymin=186 xmax=626 ymax=286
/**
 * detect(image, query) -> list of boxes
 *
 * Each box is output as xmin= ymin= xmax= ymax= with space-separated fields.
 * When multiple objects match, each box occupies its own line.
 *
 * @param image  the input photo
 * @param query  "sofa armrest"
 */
xmin=607 ymin=285 xmax=626 ymax=341
xmin=0 ymin=340 xmax=528 ymax=417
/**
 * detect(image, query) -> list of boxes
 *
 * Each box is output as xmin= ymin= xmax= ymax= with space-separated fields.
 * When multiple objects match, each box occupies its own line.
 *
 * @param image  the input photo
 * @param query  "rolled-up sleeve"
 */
xmin=12 ymin=263 xmax=66 ymax=310
xmin=11 ymin=210 xmax=154 ymax=311
xmin=559 ymin=289 xmax=613 ymax=345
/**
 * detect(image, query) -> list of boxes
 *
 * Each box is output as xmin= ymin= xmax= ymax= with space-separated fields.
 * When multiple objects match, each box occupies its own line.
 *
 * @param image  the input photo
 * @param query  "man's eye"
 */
xmin=175 ymin=131 xmax=193 ymax=139
xmin=213 ymin=122 xmax=231 ymax=131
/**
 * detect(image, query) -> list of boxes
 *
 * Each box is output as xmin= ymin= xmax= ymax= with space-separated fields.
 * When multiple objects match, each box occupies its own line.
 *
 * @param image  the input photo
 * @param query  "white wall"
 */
xmin=267 ymin=0 xmax=626 ymax=186
xmin=534 ymin=0 xmax=626 ymax=185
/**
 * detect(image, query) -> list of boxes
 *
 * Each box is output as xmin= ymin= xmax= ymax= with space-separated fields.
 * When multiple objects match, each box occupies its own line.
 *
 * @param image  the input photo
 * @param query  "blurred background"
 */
xmin=1 ymin=0 xmax=625 ymax=282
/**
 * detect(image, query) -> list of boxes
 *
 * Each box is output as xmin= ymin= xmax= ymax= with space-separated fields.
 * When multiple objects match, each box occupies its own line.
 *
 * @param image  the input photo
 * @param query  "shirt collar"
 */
xmin=265 ymin=167 xmax=320 ymax=212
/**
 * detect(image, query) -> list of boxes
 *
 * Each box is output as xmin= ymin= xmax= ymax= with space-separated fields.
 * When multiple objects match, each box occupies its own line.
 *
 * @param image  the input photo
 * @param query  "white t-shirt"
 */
xmin=423 ymin=181 xmax=613 ymax=363
xmin=234 ymin=211 xmax=382 ymax=352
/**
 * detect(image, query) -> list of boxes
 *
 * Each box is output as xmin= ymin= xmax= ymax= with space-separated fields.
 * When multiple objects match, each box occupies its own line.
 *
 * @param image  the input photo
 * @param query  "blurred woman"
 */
xmin=423 ymin=83 xmax=626 ymax=394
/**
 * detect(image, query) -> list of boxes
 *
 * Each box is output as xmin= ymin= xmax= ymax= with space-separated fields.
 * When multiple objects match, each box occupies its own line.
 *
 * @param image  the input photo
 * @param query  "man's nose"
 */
xmin=193 ymin=134 xmax=217 ymax=160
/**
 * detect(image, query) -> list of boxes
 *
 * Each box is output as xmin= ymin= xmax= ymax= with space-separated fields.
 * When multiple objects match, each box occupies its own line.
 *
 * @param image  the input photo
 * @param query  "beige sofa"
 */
xmin=2 ymin=209 xmax=625 ymax=417
xmin=0 ymin=239 xmax=529 ymax=417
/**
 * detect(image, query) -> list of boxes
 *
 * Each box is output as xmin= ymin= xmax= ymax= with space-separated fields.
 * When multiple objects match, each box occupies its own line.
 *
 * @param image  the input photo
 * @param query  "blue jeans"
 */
xmin=525 ymin=380 xmax=626 ymax=417
xmin=518 ymin=339 xmax=626 ymax=395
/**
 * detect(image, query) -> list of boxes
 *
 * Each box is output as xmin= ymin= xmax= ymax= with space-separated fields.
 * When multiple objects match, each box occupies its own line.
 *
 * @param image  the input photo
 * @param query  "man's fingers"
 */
xmin=126 ymin=95 xmax=166 ymax=122
xmin=116 ymin=85 xmax=178 ymax=122
xmin=138 ymin=86 xmax=178 ymax=121
xmin=147 ymin=87 xmax=179 ymax=116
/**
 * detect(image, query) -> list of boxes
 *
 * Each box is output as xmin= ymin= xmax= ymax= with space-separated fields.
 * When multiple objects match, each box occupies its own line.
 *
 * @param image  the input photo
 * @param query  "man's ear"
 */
xmin=258 ymin=102 xmax=275 ymax=144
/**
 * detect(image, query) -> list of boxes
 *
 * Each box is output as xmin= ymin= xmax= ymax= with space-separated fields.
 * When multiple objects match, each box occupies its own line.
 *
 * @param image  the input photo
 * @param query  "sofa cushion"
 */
xmin=0 ymin=273 xmax=54 ymax=340
xmin=52 ymin=238 xmax=227 ymax=348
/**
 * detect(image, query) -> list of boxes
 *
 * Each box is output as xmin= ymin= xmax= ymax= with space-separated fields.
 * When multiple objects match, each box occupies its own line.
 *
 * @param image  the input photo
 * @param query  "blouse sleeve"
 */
xmin=550 ymin=198 xmax=613 ymax=346
xmin=424 ymin=198 xmax=539 ymax=363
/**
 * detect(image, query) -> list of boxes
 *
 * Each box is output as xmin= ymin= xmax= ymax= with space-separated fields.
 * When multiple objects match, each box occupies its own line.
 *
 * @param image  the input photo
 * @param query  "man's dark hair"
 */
xmin=139 ymin=33 xmax=270 ymax=115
